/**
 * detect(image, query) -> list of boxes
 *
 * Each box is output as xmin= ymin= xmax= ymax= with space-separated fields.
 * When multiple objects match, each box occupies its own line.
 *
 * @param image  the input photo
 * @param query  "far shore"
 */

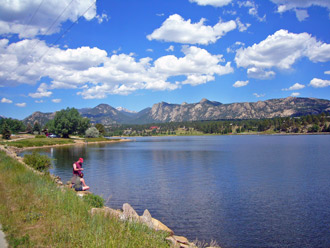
xmin=114 ymin=131 xmax=330 ymax=138
xmin=2 ymin=131 xmax=329 ymax=154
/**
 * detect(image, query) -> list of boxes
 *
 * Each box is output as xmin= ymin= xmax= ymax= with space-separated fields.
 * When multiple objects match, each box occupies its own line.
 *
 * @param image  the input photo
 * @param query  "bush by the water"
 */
xmin=82 ymin=193 xmax=104 ymax=208
xmin=23 ymin=151 xmax=52 ymax=172
xmin=85 ymin=127 xmax=99 ymax=138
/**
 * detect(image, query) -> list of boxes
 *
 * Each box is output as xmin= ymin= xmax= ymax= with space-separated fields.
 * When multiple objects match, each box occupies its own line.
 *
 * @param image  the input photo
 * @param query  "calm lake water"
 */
xmin=24 ymin=135 xmax=330 ymax=248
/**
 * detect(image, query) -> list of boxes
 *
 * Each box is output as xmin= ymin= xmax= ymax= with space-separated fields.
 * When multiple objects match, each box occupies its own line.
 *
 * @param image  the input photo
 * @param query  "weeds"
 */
xmin=83 ymin=193 xmax=105 ymax=208
xmin=23 ymin=151 xmax=52 ymax=172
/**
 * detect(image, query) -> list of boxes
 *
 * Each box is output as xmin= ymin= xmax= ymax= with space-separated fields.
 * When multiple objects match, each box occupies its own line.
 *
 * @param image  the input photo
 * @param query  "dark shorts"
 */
xmin=75 ymin=187 xmax=83 ymax=191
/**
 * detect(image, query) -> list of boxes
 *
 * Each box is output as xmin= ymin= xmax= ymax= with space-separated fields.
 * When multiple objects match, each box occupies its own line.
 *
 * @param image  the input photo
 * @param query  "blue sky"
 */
xmin=1 ymin=0 xmax=330 ymax=119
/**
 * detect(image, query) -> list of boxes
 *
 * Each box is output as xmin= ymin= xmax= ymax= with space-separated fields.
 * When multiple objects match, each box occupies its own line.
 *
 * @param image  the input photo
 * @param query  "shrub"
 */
xmin=23 ymin=151 xmax=52 ymax=172
xmin=85 ymin=127 xmax=99 ymax=138
xmin=83 ymin=193 xmax=104 ymax=208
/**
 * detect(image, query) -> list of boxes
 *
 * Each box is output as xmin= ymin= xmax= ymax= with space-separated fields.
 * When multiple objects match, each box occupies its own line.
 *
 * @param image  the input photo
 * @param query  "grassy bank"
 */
xmin=0 ymin=151 xmax=169 ymax=247
xmin=0 ymin=138 xmax=74 ymax=148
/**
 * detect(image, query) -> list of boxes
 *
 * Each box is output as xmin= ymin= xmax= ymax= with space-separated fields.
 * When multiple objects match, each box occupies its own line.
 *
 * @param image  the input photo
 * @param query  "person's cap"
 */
xmin=79 ymin=158 xmax=84 ymax=163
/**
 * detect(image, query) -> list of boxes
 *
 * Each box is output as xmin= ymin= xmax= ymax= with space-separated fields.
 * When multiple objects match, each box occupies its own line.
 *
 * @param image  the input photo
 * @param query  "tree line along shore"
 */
xmin=1 ymin=108 xmax=330 ymax=140
xmin=105 ymin=112 xmax=330 ymax=136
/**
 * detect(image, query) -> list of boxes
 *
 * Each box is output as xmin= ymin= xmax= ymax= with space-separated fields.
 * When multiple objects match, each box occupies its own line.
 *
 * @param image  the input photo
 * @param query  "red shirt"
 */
xmin=73 ymin=161 xmax=82 ymax=176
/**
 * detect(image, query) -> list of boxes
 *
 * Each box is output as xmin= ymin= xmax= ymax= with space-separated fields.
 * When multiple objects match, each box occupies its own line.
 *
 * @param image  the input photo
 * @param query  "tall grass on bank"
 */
xmin=0 ymin=138 xmax=74 ymax=148
xmin=0 ymin=151 xmax=169 ymax=247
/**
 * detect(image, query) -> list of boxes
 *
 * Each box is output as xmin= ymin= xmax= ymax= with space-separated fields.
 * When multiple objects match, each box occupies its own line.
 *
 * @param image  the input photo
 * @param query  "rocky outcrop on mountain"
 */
xmin=22 ymin=97 xmax=330 ymax=126
xmin=140 ymin=97 xmax=330 ymax=123
xmin=78 ymin=104 xmax=133 ymax=125
xmin=23 ymin=111 xmax=55 ymax=127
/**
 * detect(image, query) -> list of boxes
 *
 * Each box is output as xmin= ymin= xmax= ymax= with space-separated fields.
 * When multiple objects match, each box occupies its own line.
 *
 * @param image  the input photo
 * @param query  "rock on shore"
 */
xmin=90 ymin=203 xmax=206 ymax=248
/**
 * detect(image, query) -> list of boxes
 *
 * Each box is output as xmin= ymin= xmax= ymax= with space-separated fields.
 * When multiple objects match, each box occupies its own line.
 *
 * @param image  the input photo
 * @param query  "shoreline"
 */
xmin=3 ymin=137 xmax=131 ymax=154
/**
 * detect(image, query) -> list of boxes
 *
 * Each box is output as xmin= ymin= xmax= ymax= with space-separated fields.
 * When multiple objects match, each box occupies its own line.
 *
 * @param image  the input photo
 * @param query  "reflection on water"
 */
xmin=22 ymin=135 xmax=330 ymax=248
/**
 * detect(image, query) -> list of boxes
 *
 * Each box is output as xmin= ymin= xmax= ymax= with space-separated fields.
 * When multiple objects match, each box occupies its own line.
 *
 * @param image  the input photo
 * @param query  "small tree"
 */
xmin=95 ymin=123 xmax=106 ymax=135
xmin=85 ymin=127 xmax=99 ymax=138
xmin=2 ymin=122 xmax=11 ymax=140
xmin=26 ymin=123 xmax=33 ymax=134
xmin=47 ymin=108 xmax=90 ymax=138
xmin=33 ymin=121 xmax=41 ymax=134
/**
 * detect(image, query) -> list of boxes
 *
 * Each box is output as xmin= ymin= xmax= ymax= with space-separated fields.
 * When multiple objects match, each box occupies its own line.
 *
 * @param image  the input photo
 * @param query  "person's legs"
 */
xmin=75 ymin=186 xmax=83 ymax=191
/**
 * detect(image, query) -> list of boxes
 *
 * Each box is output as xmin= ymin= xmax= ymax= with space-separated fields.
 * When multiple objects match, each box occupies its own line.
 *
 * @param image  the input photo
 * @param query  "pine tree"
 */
xmin=2 ymin=122 xmax=11 ymax=140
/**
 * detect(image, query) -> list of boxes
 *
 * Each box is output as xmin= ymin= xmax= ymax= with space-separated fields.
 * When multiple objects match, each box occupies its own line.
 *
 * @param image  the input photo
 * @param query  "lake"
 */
xmin=24 ymin=135 xmax=330 ymax=248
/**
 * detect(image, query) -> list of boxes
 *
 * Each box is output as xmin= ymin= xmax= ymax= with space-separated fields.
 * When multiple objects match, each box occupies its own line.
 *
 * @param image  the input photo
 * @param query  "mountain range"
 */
xmin=23 ymin=97 xmax=330 ymax=126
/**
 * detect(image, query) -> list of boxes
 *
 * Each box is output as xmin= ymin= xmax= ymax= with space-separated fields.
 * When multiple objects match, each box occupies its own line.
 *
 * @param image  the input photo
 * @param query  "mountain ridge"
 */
xmin=22 ymin=97 xmax=330 ymax=126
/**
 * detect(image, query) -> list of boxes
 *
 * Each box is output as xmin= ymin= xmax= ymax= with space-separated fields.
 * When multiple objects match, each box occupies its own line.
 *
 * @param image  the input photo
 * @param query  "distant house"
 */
xmin=150 ymin=126 xmax=159 ymax=130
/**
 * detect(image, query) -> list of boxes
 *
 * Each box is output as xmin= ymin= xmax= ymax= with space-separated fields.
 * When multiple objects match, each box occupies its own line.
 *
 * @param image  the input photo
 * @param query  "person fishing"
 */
xmin=74 ymin=173 xmax=90 ymax=191
xmin=71 ymin=158 xmax=84 ymax=188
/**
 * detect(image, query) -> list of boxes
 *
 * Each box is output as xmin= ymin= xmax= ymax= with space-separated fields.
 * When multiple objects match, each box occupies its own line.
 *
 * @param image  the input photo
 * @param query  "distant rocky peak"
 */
xmin=199 ymin=98 xmax=222 ymax=106
xmin=116 ymin=107 xmax=137 ymax=114
xmin=96 ymin=103 xmax=111 ymax=109
xmin=200 ymin=98 xmax=209 ymax=103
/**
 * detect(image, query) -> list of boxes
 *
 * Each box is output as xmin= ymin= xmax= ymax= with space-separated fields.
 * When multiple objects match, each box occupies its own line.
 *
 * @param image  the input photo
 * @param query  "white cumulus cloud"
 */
xmin=291 ymin=92 xmax=301 ymax=96
xmin=253 ymin=93 xmax=265 ymax=98
xmin=1 ymin=97 xmax=12 ymax=103
xmin=282 ymin=83 xmax=305 ymax=91
xmin=238 ymin=1 xmax=266 ymax=21
xmin=0 ymin=0 xmax=98 ymax=38
xmin=247 ymin=67 xmax=275 ymax=79
xmin=233 ymin=80 xmax=249 ymax=87
xmin=295 ymin=9 xmax=309 ymax=21
xmin=0 ymin=37 xmax=233 ymax=99
xmin=270 ymin=0 xmax=330 ymax=20
xmin=309 ymin=78 xmax=330 ymax=88
xmin=16 ymin=102 xmax=26 ymax=107
xmin=235 ymin=29 xmax=330 ymax=79
xmin=166 ymin=45 xmax=174 ymax=52
xmin=29 ymin=83 xmax=52 ymax=98
xmin=147 ymin=14 xmax=236 ymax=45
xmin=235 ymin=18 xmax=251 ymax=32
xmin=189 ymin=0 xmax=233 ymax=7
xmin=52 ymin=99 xmax=62 ymax=103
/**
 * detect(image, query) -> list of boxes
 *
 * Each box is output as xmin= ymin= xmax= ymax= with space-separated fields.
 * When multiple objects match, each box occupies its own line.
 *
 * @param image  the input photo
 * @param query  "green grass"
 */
xmin=0 ymin=138 xmax=74 ymax=148
xmin=0 ymin=151 xmax=170 ymax=247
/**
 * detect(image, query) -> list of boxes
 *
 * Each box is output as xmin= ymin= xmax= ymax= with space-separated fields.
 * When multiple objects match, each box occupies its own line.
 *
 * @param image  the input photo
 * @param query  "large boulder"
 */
xmin=166 ymin=235 xmax=197 ymax=248
xmin=140 ymin=209 xmax=174 ymax=235
xmin=151 ymin=217 xmax=174 ymax=235
xmin=121 ymin=203 xmax=139 ymax=221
